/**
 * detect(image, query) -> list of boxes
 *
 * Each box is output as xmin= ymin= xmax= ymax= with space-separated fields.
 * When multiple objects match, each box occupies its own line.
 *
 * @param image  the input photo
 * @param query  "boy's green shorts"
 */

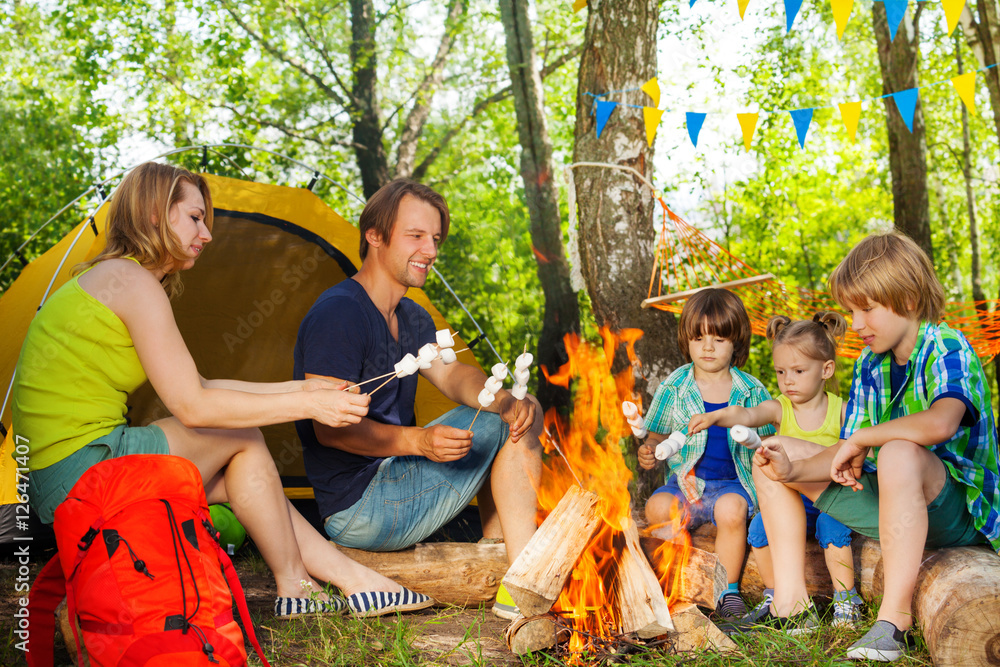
xmin=813 ymin=470 xmax=987 ymax=549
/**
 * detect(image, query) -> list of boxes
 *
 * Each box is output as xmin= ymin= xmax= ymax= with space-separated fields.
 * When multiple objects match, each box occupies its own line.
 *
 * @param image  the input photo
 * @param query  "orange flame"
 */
xmin=538 ymin=328 xmax=691 ymax=657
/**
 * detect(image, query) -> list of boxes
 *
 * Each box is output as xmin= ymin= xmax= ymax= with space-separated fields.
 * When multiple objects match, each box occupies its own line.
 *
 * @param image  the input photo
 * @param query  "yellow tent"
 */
xmin=0 ymin=173 xmax=479 ymax=528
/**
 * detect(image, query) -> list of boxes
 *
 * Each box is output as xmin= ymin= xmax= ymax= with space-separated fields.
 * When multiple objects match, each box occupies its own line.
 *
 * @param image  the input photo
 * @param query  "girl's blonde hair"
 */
xmin=765 ymin=311 xmax=847 ymax=363
xmin=75 ymin=162 xmax=213 ymax=298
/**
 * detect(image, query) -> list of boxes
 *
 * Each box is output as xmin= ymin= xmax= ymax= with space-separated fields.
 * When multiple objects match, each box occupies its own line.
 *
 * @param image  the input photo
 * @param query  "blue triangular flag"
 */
xmin=690 ymin=0 xmax=698 ymax=6
xmin=788 ymin=108 xmax=814 ymax=148
xmin=885 ymin=0 xmax=908 ymax=41
xmin=891 ymin=88 xmax=918 ymax=132
xmin=595 ymin=100 xmax=618 ymax=138
xmin=686 ymin=112 xmax=707 ymax=147
xmin=784 ymin=0 xmax=804 ymax=32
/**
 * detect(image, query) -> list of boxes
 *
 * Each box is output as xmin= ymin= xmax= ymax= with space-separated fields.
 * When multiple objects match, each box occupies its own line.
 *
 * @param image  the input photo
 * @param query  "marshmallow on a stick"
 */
xmin=436 ymin=329 xmax=455 ymax=348
xmin=491 ymin=363 xmax=508 ymax=381
xmin=622 ymin=401 xmax=639 ymax=420
xmin=731 ymin=425 xmax=763 ymax=450
xmin=655 ymin=432 xmax=686 ymax=460
xmin=477 ymin=388 xmax=496 ymax=408
xmin=439 ymin=348 xmax=458 ymax=364
xmin=514 ymin=352 xmax=533 ymax=371
xmin=394 ymin=353 xmax=420 ymax=377
xmin=484 ymin=377 xmax=503 ymax=394
xmin=510 ymin=384 xmax=528 ymax=400
xmin=513 ymin=368 xmax=530 ymax=385
xmin=417 ymin=343 xmax=439 ymax=369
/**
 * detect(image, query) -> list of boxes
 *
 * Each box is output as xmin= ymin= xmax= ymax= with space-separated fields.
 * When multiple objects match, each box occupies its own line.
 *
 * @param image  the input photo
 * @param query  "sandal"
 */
xmin=347 ymin=586 xmax=434 ymax=618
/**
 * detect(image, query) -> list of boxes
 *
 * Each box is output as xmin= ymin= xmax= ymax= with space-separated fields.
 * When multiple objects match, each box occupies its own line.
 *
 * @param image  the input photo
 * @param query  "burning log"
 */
xmin=337 ymin=542 xmax=507 ymax=606
xmin=504 ymin=614 xmax=563 ymax=655
xmin=502 ymin=485 xmax=604 ymax=616
xmin=616 ymin=520 xmax=673 ymax=637
xmin=641 ymin=536 xmax=727 ymax=610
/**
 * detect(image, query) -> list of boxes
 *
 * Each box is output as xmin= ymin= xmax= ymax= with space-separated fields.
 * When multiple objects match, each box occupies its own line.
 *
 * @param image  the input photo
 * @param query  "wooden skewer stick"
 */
xmin=349 ymin=370 xmax=397 ymax=389
xmin=367 ymin=373 xmax=399 ymax=397
xmin=468 ymin=405 xmax=484 ymax=431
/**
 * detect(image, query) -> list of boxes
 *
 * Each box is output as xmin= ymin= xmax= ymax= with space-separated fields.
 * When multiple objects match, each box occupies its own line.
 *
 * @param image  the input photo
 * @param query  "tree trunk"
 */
xmin=350 ymin=0 xmax=391 ymax=197
xmin=873 ymin=4 xmax=933 ymax=261
xmin=498 ymin=0 xmax=581 ymax=411
xmin=572 ymin=0 xmax=684 ymax=501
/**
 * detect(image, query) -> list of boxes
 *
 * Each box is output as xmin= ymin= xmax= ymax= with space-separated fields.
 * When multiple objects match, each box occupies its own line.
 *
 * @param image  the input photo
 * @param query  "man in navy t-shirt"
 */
xmin=294 ymin=179 xmax=542 ymax=619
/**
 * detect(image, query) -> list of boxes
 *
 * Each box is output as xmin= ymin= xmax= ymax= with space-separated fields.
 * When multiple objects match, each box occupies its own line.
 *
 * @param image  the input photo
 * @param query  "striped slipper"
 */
xmin=274 ymin=595 xmax=348 ymax=619
xmin=347 ymin=586 xmax=434 ymax=618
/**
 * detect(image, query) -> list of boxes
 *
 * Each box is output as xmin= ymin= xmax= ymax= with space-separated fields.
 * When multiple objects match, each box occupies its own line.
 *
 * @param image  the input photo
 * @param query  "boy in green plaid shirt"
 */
xmin=751 ymin=232 xmax=999 ymax=662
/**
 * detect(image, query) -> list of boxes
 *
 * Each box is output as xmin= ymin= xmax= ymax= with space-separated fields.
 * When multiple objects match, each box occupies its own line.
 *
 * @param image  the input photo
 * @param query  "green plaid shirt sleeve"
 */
xmin=841 ymin=352 xmax=873 ymax=440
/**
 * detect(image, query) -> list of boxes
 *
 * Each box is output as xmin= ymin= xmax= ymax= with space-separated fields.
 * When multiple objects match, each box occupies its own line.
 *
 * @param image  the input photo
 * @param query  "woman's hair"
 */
xmin=765 ymin=311 xmax=847 ymax=363
xmin=677 ymin=288 xmax=752 ymax=368
xmin=75 ymin=162 xmax=213 ymax=298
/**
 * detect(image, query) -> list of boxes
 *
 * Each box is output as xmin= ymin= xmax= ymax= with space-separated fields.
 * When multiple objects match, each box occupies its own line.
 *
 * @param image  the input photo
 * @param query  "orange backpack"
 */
xmin=28 ymin=455 xmax=271 ymax=667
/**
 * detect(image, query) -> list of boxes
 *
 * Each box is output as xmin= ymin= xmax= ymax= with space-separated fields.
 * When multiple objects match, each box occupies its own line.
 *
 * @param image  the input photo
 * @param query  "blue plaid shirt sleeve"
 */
xmin=923 ymin=336 xmax=981 ymax=427
xmin=840 ymin=355 xmax=872 ymax=440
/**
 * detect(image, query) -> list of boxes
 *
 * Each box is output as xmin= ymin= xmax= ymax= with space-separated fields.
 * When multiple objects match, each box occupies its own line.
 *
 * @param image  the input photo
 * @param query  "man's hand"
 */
xmin=417 ymin=424 xmax=473 ymax=462
xmin=754 ymin=437 xmax=794 ymax=483
xmin=830 ymin=439 xmax=869 ymax=491
xmin=637 ymin=443 xmax=657 ymax=470
xmin=497 ymin=395 xmax=536 ymax=443
xmin=687 ymin=412 xmax=718 ymax=436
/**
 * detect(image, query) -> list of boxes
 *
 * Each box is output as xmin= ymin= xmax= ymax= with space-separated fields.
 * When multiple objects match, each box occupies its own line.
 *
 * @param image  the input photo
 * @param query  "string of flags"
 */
xmin=573 ymin=0 xmax=969 ymax=42
xmin=590 ymin=66 xmax=990 ymax=151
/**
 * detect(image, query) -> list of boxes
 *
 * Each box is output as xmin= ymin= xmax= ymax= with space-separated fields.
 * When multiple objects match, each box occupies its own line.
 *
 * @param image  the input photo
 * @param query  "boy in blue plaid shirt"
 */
xmin=637 ymin=288 xmax=773 ymax=619
xmin=752 ymin=233 xmax=999 ymax=661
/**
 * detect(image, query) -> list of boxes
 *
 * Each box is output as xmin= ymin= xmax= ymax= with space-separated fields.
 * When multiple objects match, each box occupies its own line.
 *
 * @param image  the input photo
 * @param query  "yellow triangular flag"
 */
xmin=573 ymin=0 xmax=586 ymax=12
xmin=942 ymin=0 xmax=966 ymax=35
xmin=838 ymin=101 xmax=862 ymax=143
xmin=641 ymin=78 xmax=661 ymax=109
xmin=643 ymin=107 xmax=664 ymax=147
xmin=737 ymin=113 xmax=759 ymax=152
xmin=952 ymin=71 xmax=977 ymax=114
xmin=830 ymin=0 xmax=854 ymax=39
xmin=738 ymin=0 xmax=752 ymax=19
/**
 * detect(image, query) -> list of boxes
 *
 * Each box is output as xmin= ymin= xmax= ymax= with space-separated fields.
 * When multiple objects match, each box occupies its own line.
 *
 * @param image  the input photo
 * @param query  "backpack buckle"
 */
xmin=78 ymin=527 xmax=99 ymax=551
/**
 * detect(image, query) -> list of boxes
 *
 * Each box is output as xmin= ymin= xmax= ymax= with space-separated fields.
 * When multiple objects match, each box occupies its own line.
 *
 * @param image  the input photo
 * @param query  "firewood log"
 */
xmin=616 ymin=520 xmax=673 ymax=636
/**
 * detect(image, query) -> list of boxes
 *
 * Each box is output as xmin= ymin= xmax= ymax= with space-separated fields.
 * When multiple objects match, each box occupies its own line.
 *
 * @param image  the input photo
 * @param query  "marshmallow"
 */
xmin=513 ymin=368 xmax=530 ymax=385
xmin=655 ymin=432 xmax=686 ymax=460
xmin=731 ymin=425 xmax=762 ymax=450
xmin=439 ymin=348 xmax=458 ymax=364
xmin=627 ymin=415 xmax=644 ymax=429
xmin=485 ymin=377 xmax=503 ymax=394
xmin=477 ymin=388 xmax=496 ymax=407
xmin=417 ymin=343 xmax=439 ymax=369
xmin=514 ymin=352 xmax=534 ymax=370
xmin=622 ymin=401 xmax=639 ymax=419
xmin=436 ymin=329 xmax=455 ymax=348
xmin=510 ymin=384 xmax=528 ymax=400
xmin=630 ymin=424 xmax=648 ymax=439
xmin=491 ymin=363 xmax=509 ymax=381
xmin=394 ymin=353 xmax=420 ymax=377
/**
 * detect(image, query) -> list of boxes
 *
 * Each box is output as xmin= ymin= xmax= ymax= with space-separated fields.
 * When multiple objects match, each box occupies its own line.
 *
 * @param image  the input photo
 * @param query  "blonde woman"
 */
xmin=13 ymin=162 xmax=432 ymax=618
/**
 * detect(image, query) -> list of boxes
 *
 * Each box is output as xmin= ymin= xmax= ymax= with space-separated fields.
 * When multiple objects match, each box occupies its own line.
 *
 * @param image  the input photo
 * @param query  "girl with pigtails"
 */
xmin=688 ymin=312 xmax=864 ymax=631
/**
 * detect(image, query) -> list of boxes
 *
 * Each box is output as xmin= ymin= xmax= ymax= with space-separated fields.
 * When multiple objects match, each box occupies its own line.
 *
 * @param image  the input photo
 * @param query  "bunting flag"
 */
xmin=738 ymin=0 xmax=752 ymax=19
xmin=643 ymin=107 xmax=665 ymax=147
xmin=788 ymin=108 xmax=814 ymax=148
xmin=641 ymin=78 xmax=661 ymax=108
xmin=737 ymin=113 xmax=759 ymax=151
xmin=839 ymin=101 xmax=863 ymax=143
xmin=573 ymin=0 xmax=586 ymax=11
xmin=595 ymin=100 xmax=618 ymax=138
xmin=942 ymin=0 xmax=966 ymax=34
xmin=831 ymin=0 xmax=854 ymax=39
xmin=690 ymin=0 xmax=699 ymax=8
xmin=784 ymin=0 xmax=805 ymax=31
xmin=885 ymin=0 xmax=909 ymax=41
xmin=952 ymin=71 xmax=977 ymax=113
xmin=686 ymin=112 xmax=707 ymax=147
xmin=891 ymin=88 xmax=919 ymax=132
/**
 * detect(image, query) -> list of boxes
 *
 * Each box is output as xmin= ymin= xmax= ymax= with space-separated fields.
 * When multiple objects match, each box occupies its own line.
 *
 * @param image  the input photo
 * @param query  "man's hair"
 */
xmin=358 ymin=179 xmax=450 ymax=260
xmin=677 ymin=288 xmax=753 ymax=368
xmin=75 ymin=161 xmax=213 ymax=299
xmin=829 ymin=231 xmax=944 ymax=323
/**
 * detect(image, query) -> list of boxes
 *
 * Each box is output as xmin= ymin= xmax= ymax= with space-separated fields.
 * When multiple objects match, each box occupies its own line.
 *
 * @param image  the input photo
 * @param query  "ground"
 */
xmin=1 ymin=543 xmax=936 ymax=666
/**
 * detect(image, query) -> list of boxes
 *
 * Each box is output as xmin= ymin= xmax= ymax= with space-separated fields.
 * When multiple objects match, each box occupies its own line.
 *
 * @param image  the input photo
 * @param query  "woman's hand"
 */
xmin=311 ymin=387 xmax=370 ymax=427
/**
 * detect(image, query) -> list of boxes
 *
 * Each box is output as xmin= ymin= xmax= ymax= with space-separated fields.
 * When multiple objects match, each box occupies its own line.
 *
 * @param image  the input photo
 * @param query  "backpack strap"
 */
xmin=26 ymin=557 xmax=65 ymax=667
xmin=216 ymin=544 xmax=272 ymax=667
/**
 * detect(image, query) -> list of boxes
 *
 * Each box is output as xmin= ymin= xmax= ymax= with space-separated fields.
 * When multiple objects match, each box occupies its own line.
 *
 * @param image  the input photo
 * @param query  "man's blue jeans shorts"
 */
xmin=323 ymin=406 xmax=510 ymax=551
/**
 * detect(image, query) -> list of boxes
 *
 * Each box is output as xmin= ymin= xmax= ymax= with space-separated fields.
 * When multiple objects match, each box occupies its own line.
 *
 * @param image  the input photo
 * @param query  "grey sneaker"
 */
xmin=755 ymin=602 xmax=821 ymax=636
xmin=741 ymin=590 xmax=774 ymax=624
xmin=831 ymin=597 xmax=863 ymax=628
xmin=846 ymin=620 xmax=914 ymax=662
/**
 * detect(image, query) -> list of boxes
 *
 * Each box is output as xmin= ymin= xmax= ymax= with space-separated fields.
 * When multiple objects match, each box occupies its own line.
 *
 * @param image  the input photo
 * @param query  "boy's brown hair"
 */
xmin=359 ymin=179 xmax=450 ymax=260
xmin=829 ymin=232 xmax=944 ymax=323
xmin=677 ymin=288 xmax=752 ymax=368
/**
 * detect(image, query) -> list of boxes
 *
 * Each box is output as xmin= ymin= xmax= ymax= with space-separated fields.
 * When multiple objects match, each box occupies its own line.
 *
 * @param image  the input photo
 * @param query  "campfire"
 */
xmin=502 ymin=330 xmax=734 ymax=659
